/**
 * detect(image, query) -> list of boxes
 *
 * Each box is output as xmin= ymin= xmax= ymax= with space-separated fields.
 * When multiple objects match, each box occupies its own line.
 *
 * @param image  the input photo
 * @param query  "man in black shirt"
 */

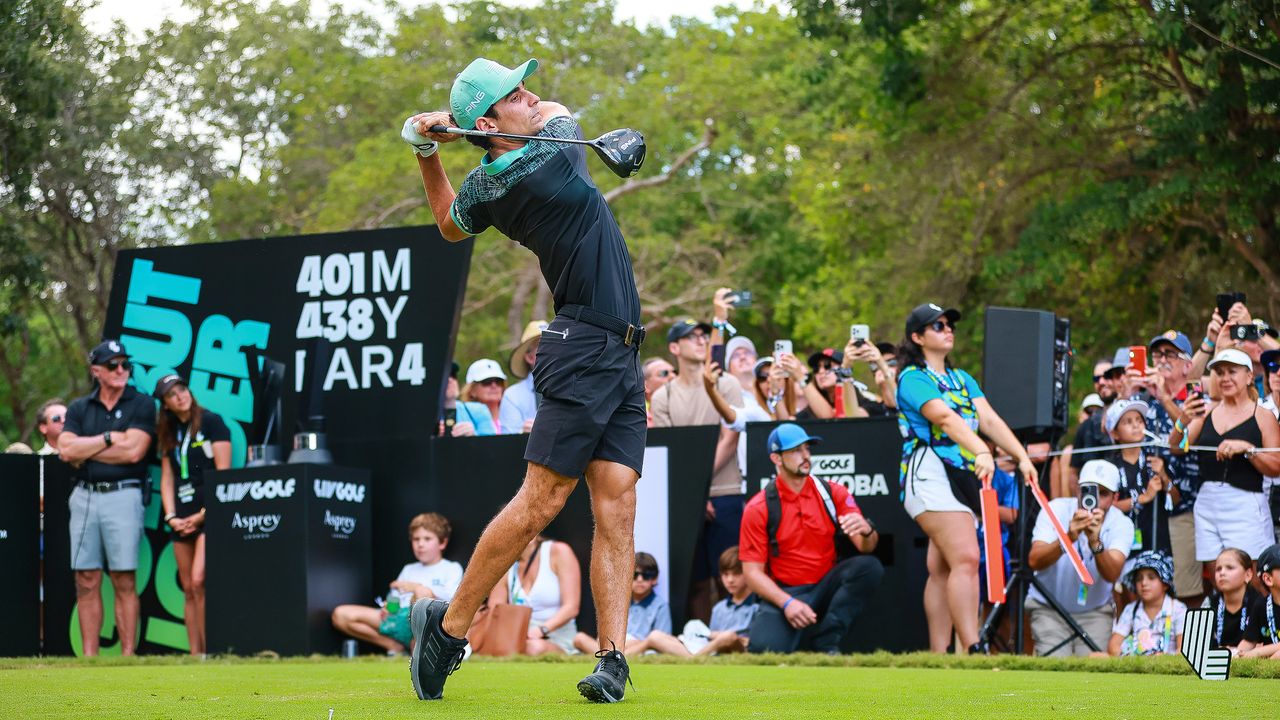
xmin=58 ymin=339 xmax=156 ymax=656
xmin=401 ymin=58 xmax=644 ymax=703
xmin=1070 ymin=354 xmax=1124 ymax=487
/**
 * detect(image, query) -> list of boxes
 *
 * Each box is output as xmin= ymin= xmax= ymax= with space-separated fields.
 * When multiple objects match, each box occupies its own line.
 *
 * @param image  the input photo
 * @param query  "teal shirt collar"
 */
xmin=481 ymin=144 xmax=530 ymax=175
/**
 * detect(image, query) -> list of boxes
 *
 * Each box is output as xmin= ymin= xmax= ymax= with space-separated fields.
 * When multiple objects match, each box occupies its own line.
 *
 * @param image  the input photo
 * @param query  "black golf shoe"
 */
xmin=409 ymin=598 xmax=467 ymax=700
xmin=577 ymin=645 xmax=632 ymax=703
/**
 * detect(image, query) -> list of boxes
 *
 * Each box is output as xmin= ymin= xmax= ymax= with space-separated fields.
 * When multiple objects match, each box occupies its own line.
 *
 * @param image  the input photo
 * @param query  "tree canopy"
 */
xmin=1 ymin=0 xmax=1277 ymax=443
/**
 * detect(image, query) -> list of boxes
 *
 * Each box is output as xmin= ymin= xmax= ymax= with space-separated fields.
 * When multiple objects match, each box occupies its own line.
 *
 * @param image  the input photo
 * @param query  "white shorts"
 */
xmin=902 ymin=447 xmax=975 ymax=520
xmin=1193 ymin=481 xmax=1275 ymax=561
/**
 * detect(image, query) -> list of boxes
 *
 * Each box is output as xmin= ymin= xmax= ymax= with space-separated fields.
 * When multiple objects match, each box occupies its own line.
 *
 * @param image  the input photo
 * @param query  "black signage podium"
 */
xmin=0 ymin=455 xmax=40 ymax=657
xmin=206 ymin=463 xmax=371 ymax=656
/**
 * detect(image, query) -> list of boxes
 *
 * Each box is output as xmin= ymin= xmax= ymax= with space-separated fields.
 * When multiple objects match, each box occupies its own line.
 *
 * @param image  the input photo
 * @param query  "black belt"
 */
xmin=561 ymin=304 xmax=645 ymax=348
xmin=77 ymin=479 xmax=143 ymax=493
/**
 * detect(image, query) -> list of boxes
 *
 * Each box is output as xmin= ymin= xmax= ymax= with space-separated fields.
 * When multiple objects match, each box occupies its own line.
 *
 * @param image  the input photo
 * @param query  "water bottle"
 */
xmin=385 ymin=590 xmax=401 ymax=614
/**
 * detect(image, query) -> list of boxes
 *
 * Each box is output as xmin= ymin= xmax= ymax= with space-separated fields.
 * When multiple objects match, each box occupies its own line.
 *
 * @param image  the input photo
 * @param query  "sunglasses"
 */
xmin=1092 ymin=375 xmax=1104 ymax=382
xmin=655 ymin=369 xmax=672 ymax=378
xmin=634 ymin=570 xmax=658 ymax=581
xmin=928 ymin=320 xmax=953 ymax=333
xmin=475 ymin=378 xmax=505 ymax=387
xmin=884 ymin=359 xmax=898 ymax=368
xmin=100 ymin=360 xmax=132 ymax=373
xmin=44 ymin=414 xmax=64 ymax=424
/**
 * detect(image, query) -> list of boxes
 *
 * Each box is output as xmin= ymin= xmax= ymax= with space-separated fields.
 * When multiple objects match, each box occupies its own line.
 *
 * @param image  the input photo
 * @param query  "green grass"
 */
xmin=2 ymin=653 xmax=1275 ymax=719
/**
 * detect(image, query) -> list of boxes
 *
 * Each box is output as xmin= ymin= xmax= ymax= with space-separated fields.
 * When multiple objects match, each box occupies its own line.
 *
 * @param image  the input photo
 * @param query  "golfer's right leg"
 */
xmin=411 ymin=461 xmax=577 ymax=700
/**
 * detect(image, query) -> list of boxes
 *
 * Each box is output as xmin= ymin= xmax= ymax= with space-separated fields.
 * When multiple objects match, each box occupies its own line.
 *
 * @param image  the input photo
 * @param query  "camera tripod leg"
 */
xmin=976 ymin=579 xmax=1013 ymax=653
xmin=1027 ymin=574 xmax=1102 ymax=655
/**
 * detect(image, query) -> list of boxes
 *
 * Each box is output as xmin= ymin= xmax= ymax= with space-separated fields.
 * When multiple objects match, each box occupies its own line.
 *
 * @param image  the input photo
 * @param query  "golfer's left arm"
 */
xmin=539 ymin=102 xmax=571 ymax=120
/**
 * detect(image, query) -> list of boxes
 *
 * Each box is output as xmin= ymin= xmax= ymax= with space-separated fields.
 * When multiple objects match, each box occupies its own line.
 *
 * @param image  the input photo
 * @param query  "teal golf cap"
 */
xmin=767 ymin=423 xmax=822 ymax=454
xmin=450 ymin=57 xmax=539 ymax=130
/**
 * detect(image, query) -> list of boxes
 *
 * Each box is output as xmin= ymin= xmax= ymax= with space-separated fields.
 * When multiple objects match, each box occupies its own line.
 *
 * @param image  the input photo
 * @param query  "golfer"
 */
xmin=401 ymin=57 xmax=645 ymax=703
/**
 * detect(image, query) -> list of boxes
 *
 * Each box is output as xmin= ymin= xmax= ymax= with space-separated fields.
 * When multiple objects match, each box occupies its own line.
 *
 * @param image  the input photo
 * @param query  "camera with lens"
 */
xmin=1230 ymin=323 xmax=1261 ymax=342
xmin=1080 ymin=484 xmax=1099 ymax=512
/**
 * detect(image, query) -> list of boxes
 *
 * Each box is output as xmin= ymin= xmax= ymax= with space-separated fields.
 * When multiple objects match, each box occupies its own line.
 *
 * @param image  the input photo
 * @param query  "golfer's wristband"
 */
xmin=782 ymin=596 xmax=794 ymax=611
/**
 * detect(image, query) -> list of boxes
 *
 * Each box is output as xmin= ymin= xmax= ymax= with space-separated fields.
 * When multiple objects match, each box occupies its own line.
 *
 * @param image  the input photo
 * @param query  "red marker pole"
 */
xmin=1026 ymin=477 xmax=1094 ymax=585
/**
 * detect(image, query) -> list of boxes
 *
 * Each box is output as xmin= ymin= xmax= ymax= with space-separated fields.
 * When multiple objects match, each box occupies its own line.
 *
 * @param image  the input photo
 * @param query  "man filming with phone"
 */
xmin=1026 ymin=459 xmax=1134 ymax=657
xmin=1144 ymin=331 xmax=1204 ymax=604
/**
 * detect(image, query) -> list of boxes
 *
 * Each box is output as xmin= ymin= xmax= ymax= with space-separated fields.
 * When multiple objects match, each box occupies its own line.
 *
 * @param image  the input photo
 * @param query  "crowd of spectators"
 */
xmin=19 ymin=289 xmax=1280 ymax=660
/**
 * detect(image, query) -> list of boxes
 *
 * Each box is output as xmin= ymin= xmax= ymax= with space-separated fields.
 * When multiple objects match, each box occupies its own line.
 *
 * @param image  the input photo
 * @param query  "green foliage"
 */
xmin=3 ymin=0 xmax=1279 ymax=441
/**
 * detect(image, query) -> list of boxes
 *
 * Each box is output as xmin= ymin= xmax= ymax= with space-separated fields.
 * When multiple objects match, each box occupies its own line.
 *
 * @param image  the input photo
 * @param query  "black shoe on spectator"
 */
xmin=577 ymin=644 xmax=632 ymax=703
xmin=409 ymin=598 xmax=467 ymax=700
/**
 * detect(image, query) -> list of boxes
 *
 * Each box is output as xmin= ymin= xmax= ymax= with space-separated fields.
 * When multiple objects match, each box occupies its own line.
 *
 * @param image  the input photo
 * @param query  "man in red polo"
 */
xmin=740 ymin=423 xmax=884 ymax=653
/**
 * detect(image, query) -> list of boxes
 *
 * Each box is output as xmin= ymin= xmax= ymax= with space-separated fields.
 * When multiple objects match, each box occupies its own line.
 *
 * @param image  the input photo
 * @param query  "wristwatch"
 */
xmin=539 ymin=625 xmax=551 ymax=639
xmin=103 ymin=431 xmax=113 ymax=447
xmin=1090 ymin=541 xmax=1105 ymax=554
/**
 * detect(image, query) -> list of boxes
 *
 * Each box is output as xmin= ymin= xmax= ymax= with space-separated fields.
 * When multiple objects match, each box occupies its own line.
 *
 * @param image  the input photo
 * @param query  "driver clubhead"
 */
xmin=592 ymin=128 xmax=646 ymax=178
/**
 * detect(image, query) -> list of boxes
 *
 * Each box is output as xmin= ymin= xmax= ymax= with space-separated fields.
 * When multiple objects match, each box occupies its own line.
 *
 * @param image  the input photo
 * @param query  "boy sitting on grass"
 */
xmin=1237 ymin=543 xmax=1280 ymax=659
xmin=574 ymin=552 xmax=674 ymax=656
xmin=677 ymin=546 xmax=758 ymax=655
xmin=332 ymin=512 xmax=463 ymax=654
xmin=1102 ymin=550 xmax=1186 ymax=657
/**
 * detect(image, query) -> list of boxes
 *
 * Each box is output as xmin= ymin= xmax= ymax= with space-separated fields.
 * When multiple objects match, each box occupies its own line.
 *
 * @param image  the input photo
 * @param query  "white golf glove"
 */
xmin=401 ymin=117 xmax=439 ymax=159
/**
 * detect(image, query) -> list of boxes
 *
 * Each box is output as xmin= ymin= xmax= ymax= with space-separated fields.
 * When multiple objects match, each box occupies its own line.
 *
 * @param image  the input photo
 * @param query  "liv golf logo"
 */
xmin=810 ymin=453 xmax=890 ymax=497
xmin=215 ymin=478 xmax=297 ymax=503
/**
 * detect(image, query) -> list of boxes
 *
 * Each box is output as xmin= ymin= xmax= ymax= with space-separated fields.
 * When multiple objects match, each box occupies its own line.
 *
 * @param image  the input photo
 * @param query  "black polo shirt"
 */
xmin=63 ymin=384 xmax=156 ymax=483
xmin=449 ymin=115 xmax=641 ymax=325
xmin=1070 ymin=411 xmax=1110 ymax=470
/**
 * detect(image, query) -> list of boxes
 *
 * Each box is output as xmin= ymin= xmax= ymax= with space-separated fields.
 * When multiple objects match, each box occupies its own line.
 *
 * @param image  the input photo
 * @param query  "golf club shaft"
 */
xmin=429 ymin=125 xmax=596 ymax=148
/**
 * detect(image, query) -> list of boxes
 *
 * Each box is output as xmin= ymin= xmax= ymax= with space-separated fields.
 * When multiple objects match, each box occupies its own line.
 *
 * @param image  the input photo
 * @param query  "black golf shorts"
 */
xmin=524 ymin=314 xmax=646 ymax=479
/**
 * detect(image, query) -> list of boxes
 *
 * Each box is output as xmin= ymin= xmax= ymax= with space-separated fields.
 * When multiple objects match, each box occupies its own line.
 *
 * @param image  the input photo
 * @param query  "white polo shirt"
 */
xmin=1028 ymin=497 xmax=1134 ymax=612
xmin=393 ymin=559 xmax=464 ymax=605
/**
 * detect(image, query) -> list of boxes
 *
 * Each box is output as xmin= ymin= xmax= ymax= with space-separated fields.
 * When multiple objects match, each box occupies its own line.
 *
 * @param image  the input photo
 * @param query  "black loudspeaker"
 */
xmin=983 ymin=307 xmax=1072 ymax=442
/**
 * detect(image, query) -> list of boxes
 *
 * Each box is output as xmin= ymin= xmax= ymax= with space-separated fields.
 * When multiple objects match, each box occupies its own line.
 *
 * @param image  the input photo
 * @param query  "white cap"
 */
xmin=1208 ymin=348 xmax=1253 ymax=373
xmin=1081 ymin=393 xmax=1104 ymax=411
xmin=1104 ymin=398 xmax=1151 ymax=434
xmin=1079 ymin=459 xmax=1121 ymax=493
xmin=465 ymin=358 xmax=507 ymax=384
xmin=725 ymin=336 xmax=758 ymax=365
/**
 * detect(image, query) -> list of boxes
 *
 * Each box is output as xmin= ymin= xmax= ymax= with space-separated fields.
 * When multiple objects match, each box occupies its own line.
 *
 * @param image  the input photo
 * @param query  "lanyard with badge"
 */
xmin=1216 ymin=594 xmax=1248 ymax=645
xmin=175 ymin=423 xmax=208 ymax=505
xmin=1267 ymin=597 xmax=1278 ymax=644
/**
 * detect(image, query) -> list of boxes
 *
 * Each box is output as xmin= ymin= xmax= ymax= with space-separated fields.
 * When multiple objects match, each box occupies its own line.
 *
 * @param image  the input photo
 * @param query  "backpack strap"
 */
xmin=810 ymin=477 xmax=848 ymax=549
xmin=765 ymin=481 xmax=782 ymax=558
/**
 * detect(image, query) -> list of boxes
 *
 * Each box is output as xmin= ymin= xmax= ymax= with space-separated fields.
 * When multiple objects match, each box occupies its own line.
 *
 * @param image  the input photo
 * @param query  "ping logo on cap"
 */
xmin=464 ymin=90 xmax=486 ymax=114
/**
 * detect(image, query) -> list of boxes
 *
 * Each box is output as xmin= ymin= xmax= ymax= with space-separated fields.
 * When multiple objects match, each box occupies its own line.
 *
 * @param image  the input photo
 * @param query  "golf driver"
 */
xmin=429 ymin=125 xmax=646 ymax=178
